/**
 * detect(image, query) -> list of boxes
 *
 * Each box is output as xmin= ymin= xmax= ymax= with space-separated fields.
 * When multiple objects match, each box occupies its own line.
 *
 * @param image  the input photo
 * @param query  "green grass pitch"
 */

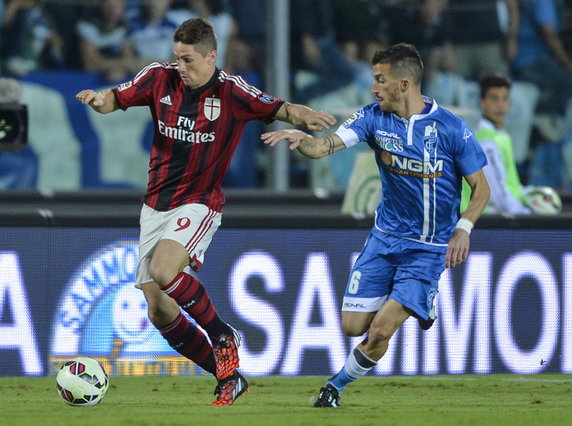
xmin=1 ymin=375 xmax=571 ymax=425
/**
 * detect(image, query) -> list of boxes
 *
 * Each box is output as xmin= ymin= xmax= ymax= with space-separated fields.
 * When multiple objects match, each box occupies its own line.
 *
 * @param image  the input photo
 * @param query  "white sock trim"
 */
xmin=344 ymin=347 xmax=376 ymax=379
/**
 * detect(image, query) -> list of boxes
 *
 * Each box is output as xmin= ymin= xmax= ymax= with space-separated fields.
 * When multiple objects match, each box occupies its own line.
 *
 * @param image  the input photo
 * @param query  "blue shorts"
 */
xmin=342 ymin=231 xmax=446 ymax=320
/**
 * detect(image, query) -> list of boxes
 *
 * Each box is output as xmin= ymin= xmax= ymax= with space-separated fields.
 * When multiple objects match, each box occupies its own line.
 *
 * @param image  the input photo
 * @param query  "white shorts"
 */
xmin=135 ymin=203 xmax=221 ymax=287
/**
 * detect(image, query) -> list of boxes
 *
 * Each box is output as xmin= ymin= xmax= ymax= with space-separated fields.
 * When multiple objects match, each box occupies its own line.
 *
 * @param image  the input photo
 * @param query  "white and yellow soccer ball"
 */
xmin=56 ymin=357 xmax=109 ymax=407
xmin=522 ymin=185 xmax=562 ymax=215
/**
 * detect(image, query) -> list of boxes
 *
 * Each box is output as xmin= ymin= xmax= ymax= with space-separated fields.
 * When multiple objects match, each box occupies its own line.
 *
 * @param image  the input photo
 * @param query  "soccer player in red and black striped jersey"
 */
xmin=76 ymin=18 xmax=336 ymax=406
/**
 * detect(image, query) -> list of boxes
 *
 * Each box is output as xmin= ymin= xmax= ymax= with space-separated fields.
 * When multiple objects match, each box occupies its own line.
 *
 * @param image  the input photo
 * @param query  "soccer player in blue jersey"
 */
xmin=262 ymin=43 xmax=490 ymax=408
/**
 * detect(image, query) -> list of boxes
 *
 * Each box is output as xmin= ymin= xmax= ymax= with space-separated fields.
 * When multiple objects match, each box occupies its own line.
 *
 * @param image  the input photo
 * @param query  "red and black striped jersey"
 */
xmin=112 ymin=63 xmax=284 ymax=211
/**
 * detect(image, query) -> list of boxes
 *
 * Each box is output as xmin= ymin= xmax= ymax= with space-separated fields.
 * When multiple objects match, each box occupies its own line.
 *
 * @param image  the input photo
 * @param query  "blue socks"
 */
xmin=328 ymin=347 xmax=378 ymax=392
xmin=329 ymin=367 xmax=356 ymax=392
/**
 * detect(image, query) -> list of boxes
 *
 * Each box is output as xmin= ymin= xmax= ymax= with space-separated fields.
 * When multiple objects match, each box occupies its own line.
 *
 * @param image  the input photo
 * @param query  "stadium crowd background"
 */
xmin=1 ymin=0 xmax=572 ymax=196
xmin=1 ymin=0 xmax=572 ymax=383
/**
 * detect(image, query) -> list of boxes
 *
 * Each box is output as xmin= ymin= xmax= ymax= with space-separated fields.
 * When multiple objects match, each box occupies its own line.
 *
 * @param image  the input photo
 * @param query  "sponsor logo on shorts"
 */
xmin=344 ymin=302 xmax=367 ymax=309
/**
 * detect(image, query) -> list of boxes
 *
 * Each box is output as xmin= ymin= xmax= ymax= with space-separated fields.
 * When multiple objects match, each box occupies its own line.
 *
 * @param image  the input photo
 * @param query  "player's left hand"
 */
xmin=303 ymin=110 xmax=337 ymax=132
xmin=261 ymin=129 xmax=311 ymax=151
xmin=445 ymin=229 xmax=470 ymax=268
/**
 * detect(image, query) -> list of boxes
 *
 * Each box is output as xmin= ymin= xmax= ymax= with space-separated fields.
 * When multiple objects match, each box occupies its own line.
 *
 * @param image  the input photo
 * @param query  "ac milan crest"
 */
xmin=204 ymin=97 xmax=221 ymax=121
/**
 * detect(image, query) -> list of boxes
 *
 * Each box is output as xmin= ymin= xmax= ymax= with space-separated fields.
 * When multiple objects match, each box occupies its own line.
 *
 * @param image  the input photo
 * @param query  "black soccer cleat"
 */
xmin=314 ymin=383 xmax=340 ymax=408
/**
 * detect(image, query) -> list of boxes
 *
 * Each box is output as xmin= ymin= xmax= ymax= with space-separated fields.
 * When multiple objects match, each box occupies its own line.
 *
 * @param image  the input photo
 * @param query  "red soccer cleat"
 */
xmin=211 ymin=371 xmax=249 ymax=406
xmin=212 ymin=325 xmax=241 ymax=380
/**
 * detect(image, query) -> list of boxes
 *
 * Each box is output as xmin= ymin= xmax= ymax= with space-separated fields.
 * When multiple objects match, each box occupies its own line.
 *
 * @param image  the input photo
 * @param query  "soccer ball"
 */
xmin=522 ymin=185 xmax=562 ymax=215
xmin=56 ymin=357 xmax=109 ymax=407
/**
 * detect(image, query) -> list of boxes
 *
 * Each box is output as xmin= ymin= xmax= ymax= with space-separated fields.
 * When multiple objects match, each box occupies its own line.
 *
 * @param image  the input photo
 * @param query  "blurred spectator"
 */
xmin=127 ymin=0 xmax=179 ymax=64
xmin=333 ymin=0 xmax=386 ymax=47
xmin=386 ymin=0 xmax=455 ymax=89
xmin=1 ymin=0 xmax=64 ymax=76
xmin=562 ymin=0 xmax=572 ymax=50
xmin=511 ymin=0 xmax=572 ymax=189
xmin=447 ymin=0 xmax=519 ymax=80
xmin=338 ymin=39 xmax=387 ymax=103
xmin=562 ymin=0 xmax=572 ymax=188
xmin=225 ymin=0 xmax=267 ymax=73
xmin=0 ymin=76 xmax=21 ymax=103
xmin=219 ymin=0 xmax=268 ymax=186
xmin=0 ymin=78 xmax=37 ymax=189
xmin=332 ymin=0 xmax=388 ymax=97
xmin=76 ymin=0 xmax=138 ymax=83
xmin=289 ymin=0 xmax=356 ymax=104
xmin=512 ymin=0 xmax=572 ymax=115
xmin=171 ymin=0 xmax=236 ymax=69
xmin=43 ymin=0 xmax=83 ymax=69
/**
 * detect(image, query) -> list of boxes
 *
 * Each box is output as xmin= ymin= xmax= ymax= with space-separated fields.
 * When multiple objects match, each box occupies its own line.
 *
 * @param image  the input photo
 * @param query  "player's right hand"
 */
xmin=303 ymin=110 xmax=337 ymax=132
xmin=445 ymin=229 xmax=470 ymax=268
xmin=75 ymin=90 xmax=105 ymax=107
xmin=261 ymin=129 xmax=311 ymax=151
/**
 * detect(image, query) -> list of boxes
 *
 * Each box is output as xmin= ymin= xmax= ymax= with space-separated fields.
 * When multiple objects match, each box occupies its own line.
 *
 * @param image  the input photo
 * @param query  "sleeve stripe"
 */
xmin=219 ymin=70 xmax=262 ymax=98
xmin=133 ymin=62 xmax=171 ymax=84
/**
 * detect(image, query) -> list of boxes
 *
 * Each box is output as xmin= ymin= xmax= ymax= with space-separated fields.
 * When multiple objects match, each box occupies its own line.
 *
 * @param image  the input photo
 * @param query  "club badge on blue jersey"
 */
xmin=423 ymin=122 xmax=438 ymax=155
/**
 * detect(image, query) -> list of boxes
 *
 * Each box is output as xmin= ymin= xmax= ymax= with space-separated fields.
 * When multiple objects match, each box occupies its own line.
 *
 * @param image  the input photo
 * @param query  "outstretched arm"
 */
xmin=273 ymin=102 xmax=337 ymax=132
xmin=75 ymin=89 xmax=119 ymax=114
xmin=446 ymin=169 xmax=490 ymax=268
xmin=261 ymin=129 xmax=346 ymax=159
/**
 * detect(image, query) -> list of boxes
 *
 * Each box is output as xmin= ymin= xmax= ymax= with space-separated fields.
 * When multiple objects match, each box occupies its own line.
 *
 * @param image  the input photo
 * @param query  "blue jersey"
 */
xmin=336 ymin=97 xmax=487 ymax=245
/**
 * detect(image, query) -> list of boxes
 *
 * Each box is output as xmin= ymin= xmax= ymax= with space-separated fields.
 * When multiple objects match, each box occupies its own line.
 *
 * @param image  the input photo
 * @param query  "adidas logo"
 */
xmin=160 ymin=95 xmax=172 ymax=105
xmin=232 ymin=378 xmax=244 ymax=399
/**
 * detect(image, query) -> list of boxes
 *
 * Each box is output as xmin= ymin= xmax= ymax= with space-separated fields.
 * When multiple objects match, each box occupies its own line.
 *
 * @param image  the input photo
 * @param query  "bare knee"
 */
xmin=367 ymin=322 xmax=395 ymax=345
xmin=148 ymin=258 xmax=181 ymax=287
xmin=144 ymin=287 xmax=180 ymax=327
xmin=148 ymin=240 xmax=190 ymax=287
xmin=341 ymin=313 xmax=373 ymax=337
xmin=341 ymin=318 xmax=368 ymax=337
xmin=147 ymin=304 xmax=164 ymax=327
